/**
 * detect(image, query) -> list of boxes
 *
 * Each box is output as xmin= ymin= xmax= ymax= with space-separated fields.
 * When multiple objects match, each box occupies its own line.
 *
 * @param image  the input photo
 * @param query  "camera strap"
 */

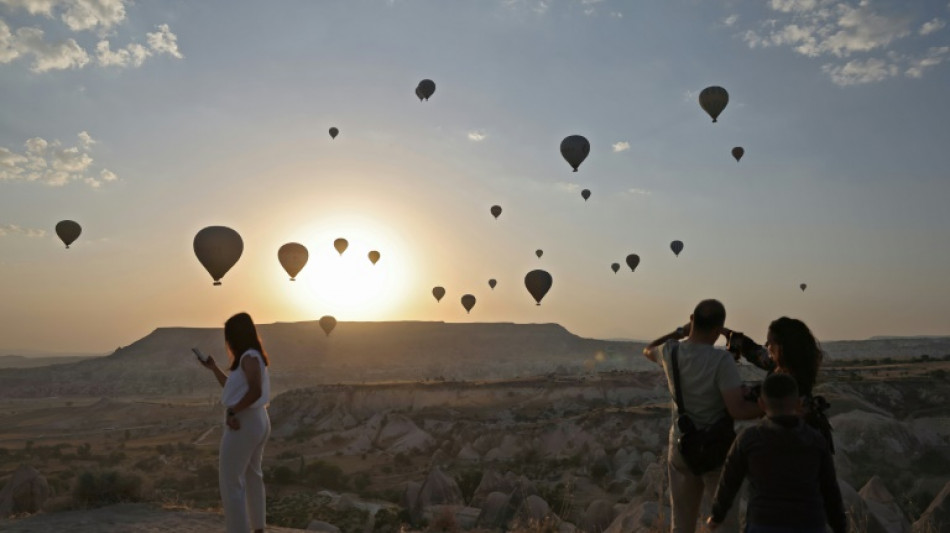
xmin=670 ymin=341 xmax=687 ymax=416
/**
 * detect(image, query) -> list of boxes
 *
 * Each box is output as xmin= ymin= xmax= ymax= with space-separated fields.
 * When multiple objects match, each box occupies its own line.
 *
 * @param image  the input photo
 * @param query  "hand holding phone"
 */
xmin=191 ymin=347 xmax=210 ymax=363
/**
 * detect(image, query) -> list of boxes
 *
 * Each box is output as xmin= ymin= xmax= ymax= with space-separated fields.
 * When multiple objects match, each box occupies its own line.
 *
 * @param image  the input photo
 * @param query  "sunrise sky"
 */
xmin=2 ymin=0 xmax=950 ymax=353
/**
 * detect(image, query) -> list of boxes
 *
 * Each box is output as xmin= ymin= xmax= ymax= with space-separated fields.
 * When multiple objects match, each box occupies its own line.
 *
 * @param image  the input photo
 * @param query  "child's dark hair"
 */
xmin=762 ymin=373 xmax=799 ymax=402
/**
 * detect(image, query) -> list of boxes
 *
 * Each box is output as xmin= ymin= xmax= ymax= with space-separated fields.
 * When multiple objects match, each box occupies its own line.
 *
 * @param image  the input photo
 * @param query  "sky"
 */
xmin=2 ymin=0 xmax=950 ymax=353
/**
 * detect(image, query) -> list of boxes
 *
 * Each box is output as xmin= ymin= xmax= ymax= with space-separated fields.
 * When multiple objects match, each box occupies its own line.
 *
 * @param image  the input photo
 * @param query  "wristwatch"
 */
xmin=226 ymin=408 xmax=236 ymax=417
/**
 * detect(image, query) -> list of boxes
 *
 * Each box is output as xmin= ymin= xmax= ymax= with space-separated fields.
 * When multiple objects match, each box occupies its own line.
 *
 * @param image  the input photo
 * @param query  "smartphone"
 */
xmin=191 ymin=347 xmax=209 ymax=363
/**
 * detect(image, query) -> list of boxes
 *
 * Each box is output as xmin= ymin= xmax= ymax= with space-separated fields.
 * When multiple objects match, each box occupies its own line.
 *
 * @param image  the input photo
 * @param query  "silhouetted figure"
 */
xmin=706 ymin=373 xmax=846 ymax=533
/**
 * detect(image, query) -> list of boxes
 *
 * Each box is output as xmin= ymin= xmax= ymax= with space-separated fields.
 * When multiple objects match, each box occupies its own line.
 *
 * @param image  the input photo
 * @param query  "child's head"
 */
xmin=758 ymin=372 xmax=801 ymax=416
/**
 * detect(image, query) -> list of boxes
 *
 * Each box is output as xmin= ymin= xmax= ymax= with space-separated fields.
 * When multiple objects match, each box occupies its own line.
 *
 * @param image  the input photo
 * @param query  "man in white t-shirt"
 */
xmin=642 ymin=299 xmax=762 ymax=533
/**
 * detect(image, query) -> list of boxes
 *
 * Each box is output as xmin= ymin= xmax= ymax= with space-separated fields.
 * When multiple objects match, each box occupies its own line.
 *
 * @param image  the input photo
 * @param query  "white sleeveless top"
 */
xmin=221 ymin=349 xmax=270 ymax=409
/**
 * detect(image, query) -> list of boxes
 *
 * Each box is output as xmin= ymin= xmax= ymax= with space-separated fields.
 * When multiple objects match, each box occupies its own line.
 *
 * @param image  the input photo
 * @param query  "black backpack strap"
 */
xmin=670 ymin=341 xmax=686 ymax=415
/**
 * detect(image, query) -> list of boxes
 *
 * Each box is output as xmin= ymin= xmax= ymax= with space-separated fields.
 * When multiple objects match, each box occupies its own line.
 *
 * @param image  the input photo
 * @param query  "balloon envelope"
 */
xmin=417 ymin=79 xmax=436 ymax=101
xmin=732 ymin=147 xmax=744 ymax=162
xmin=55 ymin=220 xmax=81 ymax=249
xmin=194 ymin=226 xmax=243 ymax=286
xmin=368 ymin=250 xmax=381 ymax=265
xmin=461 ymin=294 xmax=476 ymax=314
xmin=670 ymin=240 xmax=684 ymax=257
xmin=800 ymin=283 xmax=807 ymax=292
xmin=524 ymin=269 xmax=552 ymax=306
xmin=333 ymin=238 xmax=348 ymax=255
xmin=699 ymin=86 xmax=729 ymax=123
xmin=491 ymin=205 xmax=502 ymax=219
xmin=319 ymin=315 xmax=337 ymax=336
xmin=626 ymin=254 xmax=640 ymax=272
xmin=535 ymin=249 xmax=543 ymax=259
xmin=329 ymin=127 xmax=339 ymax=139
xmin=278 ymin=242 xmax=308 ymax=281
xmin=488 ymin=279 xmax=497 ymax=290
xmin=432 ymin=286 xmax=446 ymax=302
xmin=560 ymin=135 xmax=590 ymax=172
xmin=611 ymin=263 xmax=620 ymax=273
xmin=581 ymin=189 xmax=591 ymax=201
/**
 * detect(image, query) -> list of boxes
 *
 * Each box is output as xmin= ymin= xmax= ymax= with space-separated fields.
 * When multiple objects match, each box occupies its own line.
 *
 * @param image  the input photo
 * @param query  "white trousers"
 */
xmin=219 ymin=407 xmax=271 ymax=533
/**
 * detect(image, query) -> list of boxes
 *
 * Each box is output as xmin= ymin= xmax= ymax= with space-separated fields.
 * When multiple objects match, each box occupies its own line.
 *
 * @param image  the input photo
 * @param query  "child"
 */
xmin=705 ymin=373 xmax=846 ymax=533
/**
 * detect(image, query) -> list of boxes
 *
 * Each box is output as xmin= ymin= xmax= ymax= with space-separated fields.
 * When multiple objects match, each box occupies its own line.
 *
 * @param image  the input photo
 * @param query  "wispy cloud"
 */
xmin=626 ymin=188 xmax=651 ymax=196
xmin=612 ymin=141 xmax=630 ymax=153
xmin=919 ymin=18 xmax=946 ymax=35
xmin=467 ymin=130 xmax=487 ymax=142
xmin=0 ymin=223 xmax=46 ymax=238
xmin=723 ymin=14 xmax=739 ymax=27
xmin=555 ymin=182 xmax=580 ymax=193
xmin=0 ymin=131 xmax=118 ymax=187
xmin=905 ymin=46 xmax=950 ymax=78
xmin=0 ymin=0 xmax=128 ymax=33
xmin=0 ymin=20 xmax=89 ymax=72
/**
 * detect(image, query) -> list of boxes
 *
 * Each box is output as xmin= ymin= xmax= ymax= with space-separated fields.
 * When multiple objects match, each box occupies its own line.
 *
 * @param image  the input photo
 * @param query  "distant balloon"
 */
xmin=581 ymin=189 xmax=591 ymax=201
xmin=800 ymin=283 xmax=807 ymax=292
xmin=319 ymin=315 xmax=337 ymax=336
xmin=560 ymin=135 xmax=590 ymax=172
xmin=278 ymin=242 xmax=308 ymax=281
xmin=524 ymin=269 xmax=553 ymax=306
xmin=535 ymin=249 xmax=543 ymax=259
xmin=491 ymin=205 xmax=502 ymax=219
xmin=333 ymin=238 xmax=348 ymax=256
xmin=699 ymin=86 xmax=729 ymax=123
xmin=416 ymin=79 xmax=436 ymax=101
xmin=329 ymin=127 xmax=339 ymax=139
xmin=488 ymin=279 xmax=497 ymax=290
xmin=432 ymin=286 xmax=446 ymax=302
xmin=670 ymin=240 xmax=684 ymax=257
xmin=626 ymin=254 xmax=640 ymax=272
xmin=461 ymin=294 xmax=476 ymax=314
xmin=611 ymin=263 xmax=620 ymax=274
xmin=194 ymin=226 xmax=243 ymax=286
xmin=55 ymin=220 xmax=81 ymax=249
xmin=368 ymin=250 xmax=381 ymax=265
xmin=732 ymin=146 xmax=744 ymax=162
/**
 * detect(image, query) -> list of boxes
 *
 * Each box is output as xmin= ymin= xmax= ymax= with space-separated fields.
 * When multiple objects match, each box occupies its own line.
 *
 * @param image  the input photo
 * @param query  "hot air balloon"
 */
xmin=488 ymin=279 xmax=497 ymax=290
xmin=524 ymin=269 xmax=552 ymax=306
xmin=732 ymin=147 xmax=744 ymax=162
xmin=626 ymin=254 xmax=640 ymax=272
xmin=329 ymin=127 xmax=339 ymax=139
xmin=368 ymin=250 xmax=381 ymax=265
xmin=491 ymin=205 xmax=502 ymax=219
xmin=611 ymin=263 xmax=620 ymax=274
xmin=194 ymin=226 xmax=243 ymax=286
xmin=278 ymin=242 xmax=308 ymax=281
xmin=432 ymin=286 xmax=446 ymax=302
xmin=461 ymin=294 xmax=476 ymax=314
xmin=670 ymin=240 xmax=684 ymax=257
xmin=319 ymin=315 xmax=337 ymax=336
xmin=560 ymin=135 xmax=590 ymax=172
xmin=800 ymin=283 xmax=807 ymax=292
xmin=699 ymin=86 xmax=729 ymax=123
xmin=535 ymin=249 xmax=543 ymax=259
xmin=417 ymin=79 xmax=436 ymax=101
xmin=581 ymin=189 xmax=591 ymax=201
xmin=333 ymin=238 xmax=348 ymax=255
xmin=55 ymin=220 xmax=81 ymax=249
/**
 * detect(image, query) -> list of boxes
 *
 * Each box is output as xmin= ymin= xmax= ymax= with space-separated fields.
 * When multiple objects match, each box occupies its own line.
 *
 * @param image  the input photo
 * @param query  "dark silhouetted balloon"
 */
xmin=488 ymin=279 xmax=497 ymax=290
xmin=329 ymin=127 xmax=339 ymax=139
xmin=491 ymin=205 xmax=502 ymax=219
xmin=417 ymin=79 xmax=436 ymax=101
xmin=732 ymin=146 xmax=744 ymax=162
xmin=800 ymin=283 xmax=807 ymax=292
xmin=524 ymin=269 xmax=552 ymax=306
xmin=626 ymin=254 xmax=640 ymax=272
xmin=611 ymin=263 xmax=620 ymax=274
xmin=333 ymin=238 xmax=348 ymax=255
xmin=319 ymin=315 xmax=337 ymax=336
xmin=535 ymin=249 xmax=543 ymax=259
xmin=699 ymin=86 xmax=729 ymax=123
xmin=581 ymin=189 xmax=591 ymax=201
xmin=194 ymin=226 xmax=243 ymax=286
xmin=278 ymin=242 xmax=308 ymax=281
xmin=670 ymin=240 xmax=684 ymax=257
xmin=461 ymin=294 xmax=476 ymax=314
xmin=55 ymin=220 xmax=81 ymax=249
xmin=432 ymin=286 xmax=445 ymax=302
xmin=368 ymin=250 xmax=380 ymax=265
xmin=560 ymin=135 xmax=590 ymax=172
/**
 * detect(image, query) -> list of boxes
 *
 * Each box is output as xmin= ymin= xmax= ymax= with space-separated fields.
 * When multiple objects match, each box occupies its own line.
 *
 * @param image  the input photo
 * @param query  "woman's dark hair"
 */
xmin=224 ymin=312 xmax=269 ymax=371
xmin=769 ymin=317 xmax=822 ymax=396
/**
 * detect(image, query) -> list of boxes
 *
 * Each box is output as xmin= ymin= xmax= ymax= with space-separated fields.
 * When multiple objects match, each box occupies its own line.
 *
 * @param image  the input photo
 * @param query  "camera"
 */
xmin=742 ymin=382 xmax=762 ymax=402
xmin=725 ymin=330 xmax=746 ymax=359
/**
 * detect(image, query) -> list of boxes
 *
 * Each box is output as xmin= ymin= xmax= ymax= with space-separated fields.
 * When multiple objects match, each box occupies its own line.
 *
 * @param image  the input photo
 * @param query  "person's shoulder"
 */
xmin=240 ymin=349 xmax=263 ymax=362
xmin=799 ymin=422 xmax=831 ymax=451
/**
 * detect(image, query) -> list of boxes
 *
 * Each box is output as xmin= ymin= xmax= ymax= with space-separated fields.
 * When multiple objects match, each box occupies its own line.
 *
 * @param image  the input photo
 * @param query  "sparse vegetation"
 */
xmin=72 ymin=470 xmax=144 ymax=508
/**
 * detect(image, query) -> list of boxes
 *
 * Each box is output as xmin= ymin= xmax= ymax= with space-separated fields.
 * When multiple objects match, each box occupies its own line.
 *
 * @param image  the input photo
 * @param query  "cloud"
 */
xmin=146 ymin=23 xmax=181 ymax=59
xmin=0 ymin=21 xmax=90 ymax=71
xmin=0 ymin=223 xmax=47 ymax=238
xmin=0 ymin=131 xmax=118 ymax=187
xmin=610 ymin=11 xmax=622 ymax=18
xmin=0 ymin=0 xmax=127 ymax=32
xmin=919 ymin=18 xmax=946 ymax=35
xmin=626 ymin=188 xmax=651 ymax=196
xmin=612 ymin=141 xmax=630 ymax=152
xmin=95 ymin=38 xmax=147 ymax=67
xmin=822 ymin=56 xmax=899 ymax=85
xmin=467 ymin=130 xmax=487 ymax=142
xmin=905 ymin=46 xmax=950 ymax=78
xmin=555 ymin=182 xmax=580 ymax=193
xmin=723 ymin=14 xmax=739 ymax=26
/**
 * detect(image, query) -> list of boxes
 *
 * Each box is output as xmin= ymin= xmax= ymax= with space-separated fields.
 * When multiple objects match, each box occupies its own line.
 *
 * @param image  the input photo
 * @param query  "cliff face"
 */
xmin=0 ymin=321 xmax=648 ymax=398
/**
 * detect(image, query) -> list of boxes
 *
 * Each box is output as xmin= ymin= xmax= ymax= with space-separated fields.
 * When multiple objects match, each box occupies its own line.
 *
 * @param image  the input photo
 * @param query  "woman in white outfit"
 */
xmin=201 ymin=312 xmax=272 ymax=533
